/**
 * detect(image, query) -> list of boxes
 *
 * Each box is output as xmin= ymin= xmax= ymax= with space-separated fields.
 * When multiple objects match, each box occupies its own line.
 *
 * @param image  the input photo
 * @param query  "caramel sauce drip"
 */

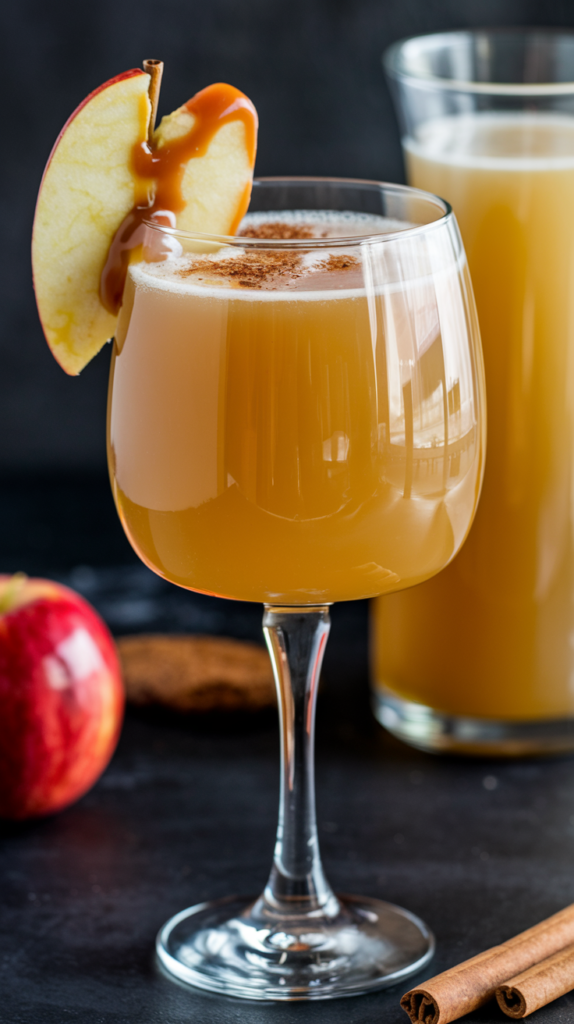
xmin=100 ymin=83 xmax=258 ymax=316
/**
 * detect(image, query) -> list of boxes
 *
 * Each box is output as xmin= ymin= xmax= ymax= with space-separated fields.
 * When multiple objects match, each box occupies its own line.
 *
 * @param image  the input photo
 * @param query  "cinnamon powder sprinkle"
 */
xmin=315 ymin=254 xmax=359 ymax=273
xmin=177 ymin=251 xmax=304 ymax=289
xmin=177 ymin=248 xmax=360 ymax=290
xmin=238 ymin=221 xmax=325 ymax=239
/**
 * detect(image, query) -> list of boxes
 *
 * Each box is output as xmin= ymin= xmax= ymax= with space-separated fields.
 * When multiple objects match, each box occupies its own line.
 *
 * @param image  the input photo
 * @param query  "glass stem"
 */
xmin=261 ymin=605 xmax=339 ymax=918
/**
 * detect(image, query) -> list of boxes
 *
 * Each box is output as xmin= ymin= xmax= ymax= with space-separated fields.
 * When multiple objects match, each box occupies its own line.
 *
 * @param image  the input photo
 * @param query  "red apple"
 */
xmin=0 ymin=575 xmax=124 ymax=820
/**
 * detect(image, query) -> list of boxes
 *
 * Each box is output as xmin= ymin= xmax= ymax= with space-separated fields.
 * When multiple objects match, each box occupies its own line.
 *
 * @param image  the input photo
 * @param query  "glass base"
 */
xmin=374 ymin=688 xmax=574 ymax=756
xmin=156 ymin=893 xmax=434 ymax=1001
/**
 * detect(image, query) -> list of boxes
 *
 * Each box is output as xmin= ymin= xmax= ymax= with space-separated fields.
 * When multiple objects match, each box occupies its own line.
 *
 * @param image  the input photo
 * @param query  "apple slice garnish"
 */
xmin=100 ymin=82 xmax=258 ymax=318
xmin=32 ymin=70 xmax=152 ymax=376
xmin=152 ymin=83 xmax=258 ymax=237
xmin=33 ymin=70 xmax=259 ymax=377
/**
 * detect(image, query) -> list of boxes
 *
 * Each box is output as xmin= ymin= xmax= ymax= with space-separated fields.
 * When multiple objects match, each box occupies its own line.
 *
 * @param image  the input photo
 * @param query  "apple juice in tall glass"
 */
xmin=376 ymin=31 xmax=574 ymax=753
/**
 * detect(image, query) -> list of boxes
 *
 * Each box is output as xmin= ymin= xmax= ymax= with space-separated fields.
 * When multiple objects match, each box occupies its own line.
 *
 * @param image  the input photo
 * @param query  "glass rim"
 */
xmin=143 ymin=176 xmax=453 ymax=249
xmin=384 ymin=28 xmax=574 ymax=96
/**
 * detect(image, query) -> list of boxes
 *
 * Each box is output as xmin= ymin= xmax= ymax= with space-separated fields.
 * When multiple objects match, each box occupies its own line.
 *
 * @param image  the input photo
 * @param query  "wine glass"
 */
xmin=107 ymin=177 xmax=486 ymax=1000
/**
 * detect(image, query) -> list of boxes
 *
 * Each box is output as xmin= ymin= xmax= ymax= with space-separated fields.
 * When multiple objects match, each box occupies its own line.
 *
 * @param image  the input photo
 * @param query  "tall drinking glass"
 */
xmin=375 ymin=30 xmax=574 ymax=755
xmin=108 ymin=178 xmax=485 ymax=999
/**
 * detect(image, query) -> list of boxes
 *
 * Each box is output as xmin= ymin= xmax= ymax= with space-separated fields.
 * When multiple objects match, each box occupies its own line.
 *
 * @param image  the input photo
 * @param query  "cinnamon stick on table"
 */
xmin=401 ymin=903 xmax=574 ymax=1024
xmin=496 ymin=941 xmax=574 ymax=1019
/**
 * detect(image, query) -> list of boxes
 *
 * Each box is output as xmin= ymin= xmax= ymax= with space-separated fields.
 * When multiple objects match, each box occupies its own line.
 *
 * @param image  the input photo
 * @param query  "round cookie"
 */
xmin=117 ymin=634 xmax=276 ymax=713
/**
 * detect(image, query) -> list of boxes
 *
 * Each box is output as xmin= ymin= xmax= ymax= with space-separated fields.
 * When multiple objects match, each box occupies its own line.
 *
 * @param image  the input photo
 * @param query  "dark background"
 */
xmin=5 ymin=6 xmax=574 ymax=1021
xmin=2 ymin=0 xmax=574 ymax=473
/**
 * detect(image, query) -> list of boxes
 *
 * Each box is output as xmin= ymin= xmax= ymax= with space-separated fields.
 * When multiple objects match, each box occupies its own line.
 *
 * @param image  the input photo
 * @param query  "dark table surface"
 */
xmin=2 ymin=475 xmax=574 ymax=1023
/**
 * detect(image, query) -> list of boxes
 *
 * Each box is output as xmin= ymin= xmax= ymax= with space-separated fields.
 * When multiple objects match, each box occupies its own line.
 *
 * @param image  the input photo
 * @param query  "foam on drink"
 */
xmin=405 ymin=112 xmax=574 ymax=169
xmin=134 ymin=210 xmax=413 ymax=297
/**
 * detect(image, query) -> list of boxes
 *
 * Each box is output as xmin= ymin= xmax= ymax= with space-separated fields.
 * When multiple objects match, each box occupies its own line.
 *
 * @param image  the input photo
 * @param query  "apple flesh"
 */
xmin=32 ymin=70 xmax=152 ymax=376
xmin=153 ymin=84 xmax=258 ymax=236
xmin=32 ymin=72 xmax=259 ymax=376
xmin=0 ymin=576 xmax=124 ymax=820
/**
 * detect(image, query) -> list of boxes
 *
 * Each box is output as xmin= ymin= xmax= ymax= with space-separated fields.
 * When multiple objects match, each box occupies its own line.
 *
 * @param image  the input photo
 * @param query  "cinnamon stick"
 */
xmin=401 ymin=903 xmax=574 ymax=1024
xmin=143 ymin=58 xmax=164 ymax=142
xmin=496 ymin=941 xmax=574 ymax=1018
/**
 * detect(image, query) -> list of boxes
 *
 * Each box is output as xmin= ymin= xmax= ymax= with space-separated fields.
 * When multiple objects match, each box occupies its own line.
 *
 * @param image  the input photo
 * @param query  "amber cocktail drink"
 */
xmin=110 ymin=210 xmax=483 ymax=605
xmin=108 ymin=179 xmax=485 ymax=1000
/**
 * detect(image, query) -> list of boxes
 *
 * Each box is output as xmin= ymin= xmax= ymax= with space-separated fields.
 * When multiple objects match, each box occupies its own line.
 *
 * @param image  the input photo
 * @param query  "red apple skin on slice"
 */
xmin=32 ymin=70 xmax=151 ymax=376
xmin=0 ymin=576 xmax=124 ymax=820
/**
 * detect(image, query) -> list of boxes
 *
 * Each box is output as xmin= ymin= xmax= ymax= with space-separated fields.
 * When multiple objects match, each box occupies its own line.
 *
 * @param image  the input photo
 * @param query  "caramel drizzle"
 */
xmin=100 ymin=82 xmax=258 ymax=316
